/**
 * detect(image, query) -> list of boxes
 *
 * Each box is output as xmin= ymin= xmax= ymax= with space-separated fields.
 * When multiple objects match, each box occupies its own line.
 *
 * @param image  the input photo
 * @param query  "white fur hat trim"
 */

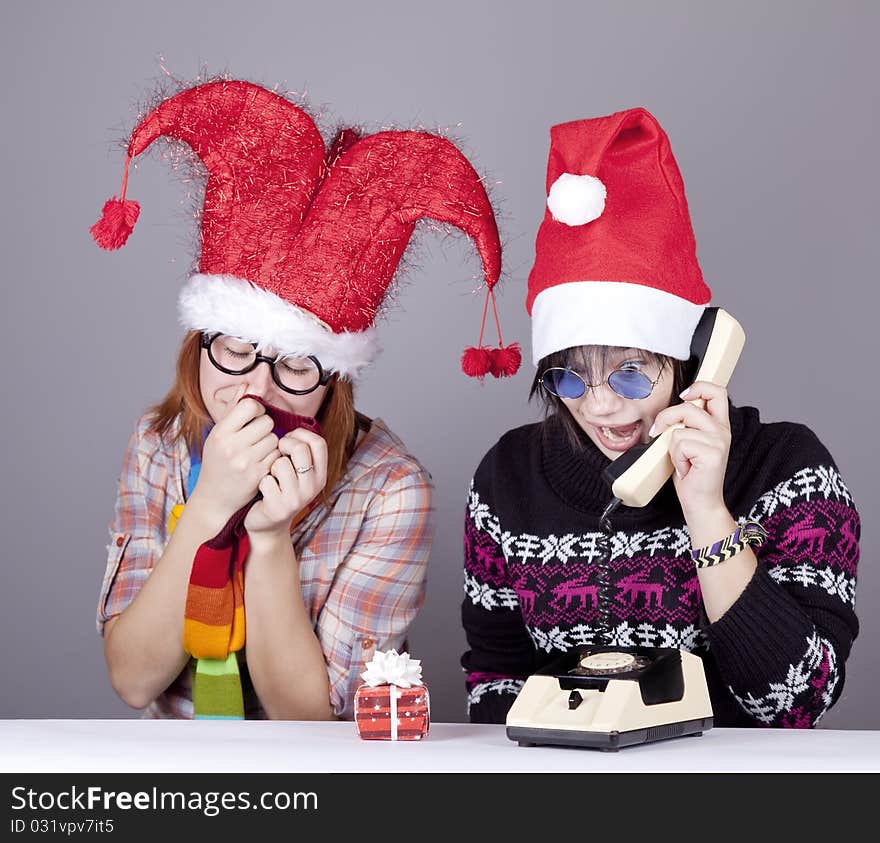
xmin=178 ymin=274 xmax=379 ymax=380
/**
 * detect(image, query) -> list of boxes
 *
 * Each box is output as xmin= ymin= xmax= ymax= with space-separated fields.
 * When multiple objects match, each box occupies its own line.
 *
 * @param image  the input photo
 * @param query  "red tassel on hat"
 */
xmin=90 ymin=197 xmax=140 ymax=250
xmin=90 ymin=157 xmax=140 ymax=251
xmin=461 ymin=346 xmax=493 ymax=378
xmin=489 ymin=343 xmax=521 ymax=378
xmin=462 ymin=287 xmax=521 ymax=380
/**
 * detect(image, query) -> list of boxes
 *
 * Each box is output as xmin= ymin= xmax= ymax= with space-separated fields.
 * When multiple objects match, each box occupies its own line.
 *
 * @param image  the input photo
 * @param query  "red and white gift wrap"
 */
xmin=354 ymin=649 xmax=430 ymax=741
xmin=354 ymin=683 xmax=430 ymax=741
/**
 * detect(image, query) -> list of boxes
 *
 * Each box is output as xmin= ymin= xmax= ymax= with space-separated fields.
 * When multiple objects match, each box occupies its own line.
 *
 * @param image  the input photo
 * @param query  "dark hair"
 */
xmin=529 ymin=345 xmax=696 ymax=451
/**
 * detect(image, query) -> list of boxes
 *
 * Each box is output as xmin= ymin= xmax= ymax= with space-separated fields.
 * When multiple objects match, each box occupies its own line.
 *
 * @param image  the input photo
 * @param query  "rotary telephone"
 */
xmin=602 ymin=307 xmax=745 ymax=509
xmin=506 ymin=308 xmax=745 ymax=751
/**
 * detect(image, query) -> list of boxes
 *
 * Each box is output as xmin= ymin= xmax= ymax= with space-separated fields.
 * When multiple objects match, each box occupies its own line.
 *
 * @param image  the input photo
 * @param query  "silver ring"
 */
xmin=294 ymin=464 xmax=314 ymax=475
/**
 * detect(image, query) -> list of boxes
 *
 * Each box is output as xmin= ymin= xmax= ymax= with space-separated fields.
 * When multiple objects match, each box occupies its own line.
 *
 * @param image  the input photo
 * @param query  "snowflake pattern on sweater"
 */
xmin=461 ymin=407 xmax=860 ymax=728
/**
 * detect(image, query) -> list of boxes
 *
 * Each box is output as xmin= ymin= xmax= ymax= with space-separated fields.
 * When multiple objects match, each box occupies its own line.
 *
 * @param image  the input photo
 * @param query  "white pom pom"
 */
xmin=547 ymin=173 xmax=606 ymax=226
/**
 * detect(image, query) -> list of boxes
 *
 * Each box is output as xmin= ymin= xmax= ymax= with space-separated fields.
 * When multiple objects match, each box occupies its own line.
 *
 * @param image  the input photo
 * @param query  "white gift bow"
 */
xmin=360 ymin=649 xmax=423 ymax=688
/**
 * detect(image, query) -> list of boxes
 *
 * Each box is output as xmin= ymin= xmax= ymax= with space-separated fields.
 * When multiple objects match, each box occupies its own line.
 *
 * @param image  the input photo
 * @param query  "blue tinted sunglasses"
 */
xmin=540 ymin=366 xmax=662 ymax=400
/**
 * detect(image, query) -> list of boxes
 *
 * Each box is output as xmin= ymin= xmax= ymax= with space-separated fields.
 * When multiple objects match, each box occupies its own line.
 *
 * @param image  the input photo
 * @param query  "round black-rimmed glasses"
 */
xmin=201 ymin=333 xmax=332 ymax=396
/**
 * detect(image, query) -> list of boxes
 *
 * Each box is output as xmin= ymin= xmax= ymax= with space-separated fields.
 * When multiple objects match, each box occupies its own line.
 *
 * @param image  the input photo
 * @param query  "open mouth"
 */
xmin=591 ymin=420 xmax=643 ymax=452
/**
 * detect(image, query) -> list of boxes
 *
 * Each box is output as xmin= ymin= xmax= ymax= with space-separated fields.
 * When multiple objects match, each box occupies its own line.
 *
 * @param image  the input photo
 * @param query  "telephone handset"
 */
xmin=601 ymin=307 xmax=745 ymax=510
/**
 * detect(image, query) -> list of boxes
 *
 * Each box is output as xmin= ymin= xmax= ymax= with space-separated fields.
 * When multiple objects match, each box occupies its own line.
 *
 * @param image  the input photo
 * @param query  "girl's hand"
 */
xmin=244 ymin=428 xmax=328 ymax=540
xmin=650 ymin=381 xmax=732 ymax=522
xmin=190 ymin=385 xmax=281 ymax=521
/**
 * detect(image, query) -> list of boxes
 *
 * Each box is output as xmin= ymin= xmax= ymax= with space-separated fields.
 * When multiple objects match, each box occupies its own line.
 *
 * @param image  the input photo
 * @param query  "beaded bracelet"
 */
xmin=690 ymin=521 xmax=768 ymax=569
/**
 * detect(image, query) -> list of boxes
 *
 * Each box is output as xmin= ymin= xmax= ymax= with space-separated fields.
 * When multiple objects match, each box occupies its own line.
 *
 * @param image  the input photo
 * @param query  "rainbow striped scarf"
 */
xmin=177 ymin=398 xmax=321 ymax=719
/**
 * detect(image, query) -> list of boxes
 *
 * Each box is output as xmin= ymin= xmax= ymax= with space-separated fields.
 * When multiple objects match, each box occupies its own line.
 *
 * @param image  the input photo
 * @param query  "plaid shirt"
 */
xmin=97 ymin=413 xmax=434 ymax=719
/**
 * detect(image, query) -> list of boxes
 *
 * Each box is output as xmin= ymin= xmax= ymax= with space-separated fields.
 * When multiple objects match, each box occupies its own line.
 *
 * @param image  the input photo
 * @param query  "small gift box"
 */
xmin=354 ymin=649 xmax=430 ymax=741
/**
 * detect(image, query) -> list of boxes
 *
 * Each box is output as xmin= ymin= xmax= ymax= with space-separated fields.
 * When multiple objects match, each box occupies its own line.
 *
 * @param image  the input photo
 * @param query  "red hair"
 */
xmin=148 ymin=332 xmax=356 ymax=501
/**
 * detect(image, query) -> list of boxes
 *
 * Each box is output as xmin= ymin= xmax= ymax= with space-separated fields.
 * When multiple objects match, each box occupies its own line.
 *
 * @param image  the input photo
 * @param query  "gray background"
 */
xmin=1 ymin=0 xmax=877 ymax=728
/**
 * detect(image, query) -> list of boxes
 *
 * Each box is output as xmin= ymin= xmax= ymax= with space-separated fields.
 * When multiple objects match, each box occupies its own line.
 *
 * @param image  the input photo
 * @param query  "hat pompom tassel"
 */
xmin=489 ymin=342 xmax=521 ymax=378
xmin=461 ymin=346 xmax=493 ymax=379
xmin=90 ymin=156 xmax=139 ymax=251
xmin=90 ymin=197 xmax=140 ymax=250
xmin=464 ymin=287 xmax=520 ymax=380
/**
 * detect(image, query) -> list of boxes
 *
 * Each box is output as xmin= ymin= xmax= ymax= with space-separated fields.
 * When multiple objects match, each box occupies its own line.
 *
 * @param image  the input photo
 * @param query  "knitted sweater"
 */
xmin=461 ymin=403 xmax=860 ymax=727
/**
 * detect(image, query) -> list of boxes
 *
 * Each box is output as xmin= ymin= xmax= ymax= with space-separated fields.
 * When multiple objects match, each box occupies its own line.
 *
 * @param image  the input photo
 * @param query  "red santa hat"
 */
xmin=526 ymin=107 xmax=711 ymax=365
xmin=91 ymin=79 xmax=519 ymax=380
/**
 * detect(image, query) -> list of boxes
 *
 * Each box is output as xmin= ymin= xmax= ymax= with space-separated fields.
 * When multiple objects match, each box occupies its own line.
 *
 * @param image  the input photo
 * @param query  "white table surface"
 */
xmin=2 ymin=720 xmax=878 ymax=773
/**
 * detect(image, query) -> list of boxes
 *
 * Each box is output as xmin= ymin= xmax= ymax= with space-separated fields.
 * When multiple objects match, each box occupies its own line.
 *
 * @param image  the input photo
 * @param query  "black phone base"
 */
xmin=508 ymin=716 xmax=713 ymax=752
